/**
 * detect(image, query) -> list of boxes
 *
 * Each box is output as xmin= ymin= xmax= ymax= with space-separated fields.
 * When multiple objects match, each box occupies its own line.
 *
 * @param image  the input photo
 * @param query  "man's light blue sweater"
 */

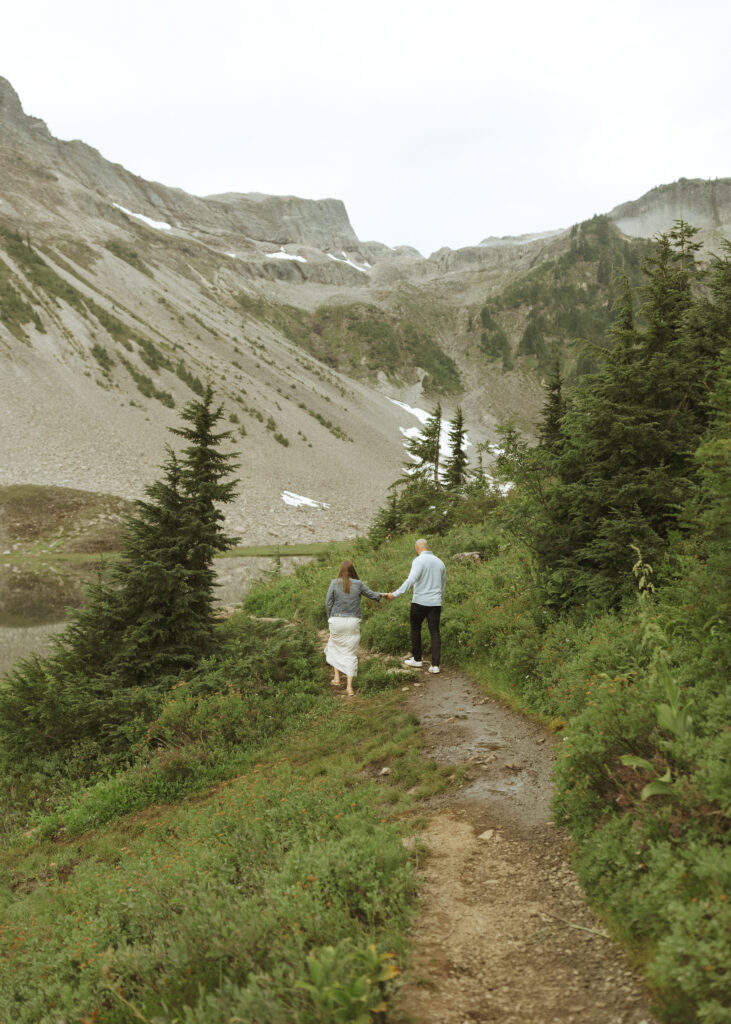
xmin=392 ymin=550 xmax=446 ymax=606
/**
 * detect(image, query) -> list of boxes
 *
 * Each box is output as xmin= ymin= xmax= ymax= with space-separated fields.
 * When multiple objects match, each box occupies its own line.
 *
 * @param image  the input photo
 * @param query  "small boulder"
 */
xmin=451 ymin=551 xmax=482 ymax=563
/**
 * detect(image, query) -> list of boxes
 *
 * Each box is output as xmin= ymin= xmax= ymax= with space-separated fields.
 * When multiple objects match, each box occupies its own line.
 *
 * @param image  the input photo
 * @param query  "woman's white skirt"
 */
xmin=324 ymin=616 xmax=361 ymax=677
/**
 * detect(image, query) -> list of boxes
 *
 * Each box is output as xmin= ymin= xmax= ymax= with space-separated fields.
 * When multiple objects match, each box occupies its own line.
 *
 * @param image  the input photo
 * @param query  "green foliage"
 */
xmin=484 ymin=215 xmax=653 ymax=376
xmin=444 ymin=406 xmax=469 ymax=487
xmin=518 ymin=310 xmax=548 ymax=360
xmin=238 ymin=293 xmax=461 ymax=395
xmin=537 ymin=356 xmax=566 ymax=452
xmin=175 ymin=358 xmax=205 ymax=395
xmin=90 ymin=342 xmax=114 ymax=374
xmin=0 ymin=224 xmax=86 ymax=314
xmin=0 ymin=387 xmax=238 ymax=765
xmin=497 ymin=223 xmax=730 ymax=611
xmin=119 ymin=355 xmax=175 ymax=406
xmin=403 ymin=403 xmax=442 ymax=487
xmin=103 ymin=239 xmax=154 ymax=277
xmin=0 ymin=259 xmax=43 ymax=338
xmin=298 ymin=403 xmax=353 ymax=442
xmin=368 ymin=477 xmax=501 ymax=549
xmin=479 ymin=306 xmax=511 ymax=366
xmin=136 ymin=334 xmax=173 ymax=372
xmin=296 ymin=941 xmax=400 ymax=1022
xmin=0 ymin=743 xmax=415 ymax=1024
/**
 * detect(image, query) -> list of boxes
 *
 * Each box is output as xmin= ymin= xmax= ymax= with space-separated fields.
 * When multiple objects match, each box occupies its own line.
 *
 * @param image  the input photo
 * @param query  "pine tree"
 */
xmin=537 ymin=357 xmax=567 ymax=453
xmin=444 ymin=407 xmax=469 ymax=487
xmin=501 ymin=225 xmax=729 ymax=610
xmin=89 ymin=385 xmax=239 ymax=682
xmin=168 ymin=384 xmax=239 ymax=655
xmin=642 ymin=220 xmax=701 ymax=354
xmin=0 ymin=387 xmax=239 ymax=761
xmin=404 ymin=403 xmax=442 ymax=488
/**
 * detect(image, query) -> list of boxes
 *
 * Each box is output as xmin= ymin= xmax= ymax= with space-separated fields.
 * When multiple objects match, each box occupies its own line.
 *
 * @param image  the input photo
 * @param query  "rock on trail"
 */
xmin=393 ymin=667 xmax=656 ymax=1024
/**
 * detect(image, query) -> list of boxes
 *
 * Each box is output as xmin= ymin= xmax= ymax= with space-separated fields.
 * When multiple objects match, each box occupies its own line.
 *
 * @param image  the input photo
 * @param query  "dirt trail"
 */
xmin=393 ymin=666 xmax=656 ymax=1024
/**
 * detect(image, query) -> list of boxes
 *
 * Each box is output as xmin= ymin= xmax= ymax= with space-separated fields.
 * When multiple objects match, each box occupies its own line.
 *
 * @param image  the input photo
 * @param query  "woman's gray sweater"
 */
xmin=326 ymin=578 xmax=382 ymax=619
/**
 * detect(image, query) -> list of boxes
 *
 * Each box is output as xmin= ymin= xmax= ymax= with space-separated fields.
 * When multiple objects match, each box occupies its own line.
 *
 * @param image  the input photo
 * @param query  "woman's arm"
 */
xmin=359 ymin=582 xmax=382 ymax=602
xmin=326 ymin=580 xmax=337 ymax=616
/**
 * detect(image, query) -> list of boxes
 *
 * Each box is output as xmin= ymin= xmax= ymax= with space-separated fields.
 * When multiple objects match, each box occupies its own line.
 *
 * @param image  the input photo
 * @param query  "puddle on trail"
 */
xmin=408 ymin=670 xmax=556 ymax=829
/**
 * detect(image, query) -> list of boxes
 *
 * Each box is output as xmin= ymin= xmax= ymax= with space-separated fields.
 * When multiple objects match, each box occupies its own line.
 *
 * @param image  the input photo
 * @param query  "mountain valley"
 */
xmin=1 ymin=75 xmax=729 ymax=543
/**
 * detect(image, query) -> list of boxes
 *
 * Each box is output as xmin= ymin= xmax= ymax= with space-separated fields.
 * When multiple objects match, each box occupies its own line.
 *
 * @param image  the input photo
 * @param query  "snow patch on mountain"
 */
xmin=281 ymin=491 xmax=330 ymax=509
xmin=327 ymin=252 xmax=369 ymax=273
xmin=266 ymin=248 xmax=307 ymax=263
xmin=112 ymin=203 xmax=172 ymax=231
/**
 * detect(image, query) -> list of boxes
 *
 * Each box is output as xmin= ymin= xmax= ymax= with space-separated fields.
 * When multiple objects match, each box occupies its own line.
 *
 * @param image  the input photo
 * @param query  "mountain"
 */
xmin=1 ymin=76 xmax=728 ymax=543
xmin=608 ymin=178 xmax=731 ymax=245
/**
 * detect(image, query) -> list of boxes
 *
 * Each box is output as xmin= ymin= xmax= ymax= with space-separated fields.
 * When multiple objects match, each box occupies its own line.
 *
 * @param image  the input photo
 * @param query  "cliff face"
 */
xmin=608 ymin=178 xmax=731 ymax=245
xmin=0 ymin=77 xmax=360 ymax=254
xmin=203 ymin=193 xmax=360 ymax=249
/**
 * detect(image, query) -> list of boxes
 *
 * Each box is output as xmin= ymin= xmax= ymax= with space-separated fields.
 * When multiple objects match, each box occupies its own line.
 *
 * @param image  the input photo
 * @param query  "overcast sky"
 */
xmin=2 ymin=0 xmax=729 ymax=255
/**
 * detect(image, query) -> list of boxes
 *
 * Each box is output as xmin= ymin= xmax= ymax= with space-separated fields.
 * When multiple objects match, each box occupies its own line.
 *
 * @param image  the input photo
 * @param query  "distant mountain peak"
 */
xmin=607 ymin=178 xmax=731 ymax=240
xmin=0 ymin=76 xmax=49 ymax=136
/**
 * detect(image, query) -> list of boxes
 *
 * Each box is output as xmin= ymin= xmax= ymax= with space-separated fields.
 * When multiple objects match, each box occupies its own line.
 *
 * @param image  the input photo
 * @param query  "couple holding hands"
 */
xmin=324 ymin=539 xmax=446 ymax=696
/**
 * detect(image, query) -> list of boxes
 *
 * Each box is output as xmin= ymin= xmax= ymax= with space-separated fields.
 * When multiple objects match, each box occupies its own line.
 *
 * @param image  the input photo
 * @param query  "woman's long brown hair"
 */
xmin=337 ymin=560 xmax=359 ymax=593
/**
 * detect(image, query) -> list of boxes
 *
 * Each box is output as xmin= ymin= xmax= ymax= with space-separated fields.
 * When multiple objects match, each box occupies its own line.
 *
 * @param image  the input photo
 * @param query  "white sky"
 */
xmin=2 ymin=0 xmax=729 ymax=255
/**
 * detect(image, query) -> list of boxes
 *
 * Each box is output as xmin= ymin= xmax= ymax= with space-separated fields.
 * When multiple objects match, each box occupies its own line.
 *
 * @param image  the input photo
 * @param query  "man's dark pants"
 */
xmin=410 ymin=602 xmax=441 ymax=666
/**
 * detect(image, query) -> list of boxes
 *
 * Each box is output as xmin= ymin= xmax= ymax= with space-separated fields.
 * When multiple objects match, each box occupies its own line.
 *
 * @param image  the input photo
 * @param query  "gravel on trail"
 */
xmin=392 ymin=666 xmax=657 ymax=1024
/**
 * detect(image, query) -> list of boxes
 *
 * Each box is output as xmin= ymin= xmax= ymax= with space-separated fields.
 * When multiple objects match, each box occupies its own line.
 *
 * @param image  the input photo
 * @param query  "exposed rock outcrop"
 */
xmin=0 ymin=77 xmax=362 ymax=255
xmin=608 ymin=178 xmax=731 ymax=247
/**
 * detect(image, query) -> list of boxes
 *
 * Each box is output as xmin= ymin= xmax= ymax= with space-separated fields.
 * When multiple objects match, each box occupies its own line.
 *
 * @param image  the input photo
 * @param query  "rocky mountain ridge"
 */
xmin=1 ymin=76 xmax=728 ymax=544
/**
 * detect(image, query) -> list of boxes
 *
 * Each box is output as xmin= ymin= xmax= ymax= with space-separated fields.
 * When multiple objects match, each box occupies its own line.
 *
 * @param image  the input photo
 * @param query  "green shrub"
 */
xmin=357 ymin=658 xmax=416 ymax=694
xmin=0 ymin=759 xmax=415 ymax=1024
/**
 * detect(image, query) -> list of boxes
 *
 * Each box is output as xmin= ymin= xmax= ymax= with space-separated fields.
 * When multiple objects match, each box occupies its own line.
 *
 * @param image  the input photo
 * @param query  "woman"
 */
xmin=324 ymin=560 xmax=383 ymax=696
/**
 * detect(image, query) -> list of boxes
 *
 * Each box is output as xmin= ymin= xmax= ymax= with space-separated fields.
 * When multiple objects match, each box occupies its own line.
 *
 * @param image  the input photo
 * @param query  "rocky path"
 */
xmin=392 ymin=667 xmax=656 ymax=1024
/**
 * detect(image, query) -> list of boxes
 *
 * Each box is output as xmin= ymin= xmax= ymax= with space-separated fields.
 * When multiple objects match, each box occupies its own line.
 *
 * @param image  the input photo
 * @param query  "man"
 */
xmin=388 ymin=538 xmax=446 ymax=674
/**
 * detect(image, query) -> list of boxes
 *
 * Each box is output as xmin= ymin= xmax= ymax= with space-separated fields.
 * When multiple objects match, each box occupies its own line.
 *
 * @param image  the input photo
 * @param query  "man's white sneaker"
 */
xmin=404 ymin=657 xmax=423 ymax=668
xmin=428 ymin=665 xmax=441 ymax=674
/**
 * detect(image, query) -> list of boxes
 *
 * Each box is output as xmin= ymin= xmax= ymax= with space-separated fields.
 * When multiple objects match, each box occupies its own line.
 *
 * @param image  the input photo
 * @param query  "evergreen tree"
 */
xmin=367 ymin=491 xmax=401 ymax=546
xmin=518 ymin=313 xmax=547 ymax=359
xmin=0 ymin=387 xmax=239 ymax=761
xmin=607 ymin=275 xmax=638 ymax=362
xmin=168 ymin=384 xmax=239 ymax=655
xmin=84 ymin=385 xmax=239 ymax=683
xmin=499 ymin=225 xmax=729 ymax=610
xmin=404 ymin=403 xmax=442 ymax=488
xmin=642 ymin=220 xmax=701 ymax=354
xmin=444 ymin=407 xmax=469 ymax=487
xmin=537 ymin=357 xmax=567 ymax=452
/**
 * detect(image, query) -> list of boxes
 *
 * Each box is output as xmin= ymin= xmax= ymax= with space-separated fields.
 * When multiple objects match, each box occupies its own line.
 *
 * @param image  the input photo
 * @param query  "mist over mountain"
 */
xmin=1 ymin=76 xmax=728 ymax=542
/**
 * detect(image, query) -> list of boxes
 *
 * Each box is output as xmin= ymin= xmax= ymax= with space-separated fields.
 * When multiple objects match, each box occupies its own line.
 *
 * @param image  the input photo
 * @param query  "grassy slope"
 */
xmin=0 ymin=607 xmax=453 ymax=1023
xmin=466 ymin=216 xmax=654 ymax=379
xmin=237 ymin=292 xmax=462 ymax=397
